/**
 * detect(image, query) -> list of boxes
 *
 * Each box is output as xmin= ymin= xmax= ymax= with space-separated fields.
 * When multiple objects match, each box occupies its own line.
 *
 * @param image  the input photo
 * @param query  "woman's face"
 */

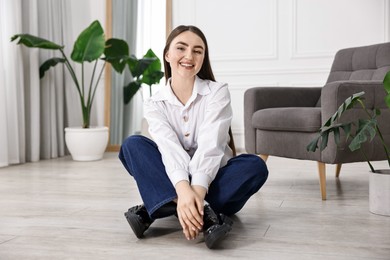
xmin=165 ymin=31 xmax=205 ymax=80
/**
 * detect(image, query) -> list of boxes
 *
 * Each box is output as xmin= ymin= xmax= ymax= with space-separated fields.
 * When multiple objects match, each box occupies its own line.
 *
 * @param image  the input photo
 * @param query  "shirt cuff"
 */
xmin=169 ymin=169 xmax=190 ymax=187
xmin=191 ymin=172 xmax=212 ymax=191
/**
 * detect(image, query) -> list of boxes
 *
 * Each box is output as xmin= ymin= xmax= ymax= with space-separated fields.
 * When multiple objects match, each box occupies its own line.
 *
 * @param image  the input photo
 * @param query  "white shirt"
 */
xmin=144 ymin=76 xmax=233 ymax=191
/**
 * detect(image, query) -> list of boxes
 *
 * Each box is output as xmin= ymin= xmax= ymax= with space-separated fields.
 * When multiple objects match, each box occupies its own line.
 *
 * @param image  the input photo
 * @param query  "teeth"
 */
xmin=180 ymin=63 xmax=193 ymax=67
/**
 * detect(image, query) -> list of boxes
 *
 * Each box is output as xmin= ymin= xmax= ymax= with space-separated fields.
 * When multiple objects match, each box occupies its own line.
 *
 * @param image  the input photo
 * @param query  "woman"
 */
xmin=119 ymin=25 xmax=268 ymax=249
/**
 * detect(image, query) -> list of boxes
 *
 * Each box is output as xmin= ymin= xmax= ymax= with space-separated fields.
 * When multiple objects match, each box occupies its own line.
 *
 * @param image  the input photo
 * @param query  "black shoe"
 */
xmin=219 ymin=213 xmax=233 ymax=227
xmin=124 ymin=205 xmax=154 ymax=238
xmin=203 ymin=205 xmax=232 ymax=249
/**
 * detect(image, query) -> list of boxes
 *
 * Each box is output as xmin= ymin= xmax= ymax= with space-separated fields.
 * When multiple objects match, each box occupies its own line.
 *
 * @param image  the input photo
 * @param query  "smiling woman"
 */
xmin=105 ymin=0 xmax=171 ymax=151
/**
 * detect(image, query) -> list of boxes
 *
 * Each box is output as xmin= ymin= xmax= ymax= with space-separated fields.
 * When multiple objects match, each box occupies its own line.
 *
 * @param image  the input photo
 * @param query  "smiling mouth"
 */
xmin=180 ymin=62 xmax=194 ymax=68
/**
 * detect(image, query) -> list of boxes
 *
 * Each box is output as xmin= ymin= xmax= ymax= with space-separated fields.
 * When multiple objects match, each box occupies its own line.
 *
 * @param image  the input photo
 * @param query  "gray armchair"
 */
xmin=244 ymin=42 xmax=390 ymax=200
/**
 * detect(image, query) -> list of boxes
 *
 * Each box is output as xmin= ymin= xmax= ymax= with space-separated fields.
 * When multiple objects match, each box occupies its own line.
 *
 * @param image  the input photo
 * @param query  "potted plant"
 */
xmin=11 ymin=20 xmax=129 ymax=161
xmin=307 ymin=71 xmax=390 ymax=216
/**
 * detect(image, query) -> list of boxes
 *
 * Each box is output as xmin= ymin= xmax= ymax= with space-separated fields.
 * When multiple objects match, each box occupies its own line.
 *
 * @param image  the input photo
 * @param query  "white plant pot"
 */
xmin=64 ymin=126 xmax=109 ymax=161
xmin=369 ymin=170 xmax=390 ymax=216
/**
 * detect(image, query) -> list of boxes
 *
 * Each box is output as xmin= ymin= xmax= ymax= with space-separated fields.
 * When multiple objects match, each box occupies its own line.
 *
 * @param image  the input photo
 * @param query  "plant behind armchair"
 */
xmin=11 ymin=20 xmax=128 ymax=128
xmin=307 ymin=71 xmax=390 ymax=172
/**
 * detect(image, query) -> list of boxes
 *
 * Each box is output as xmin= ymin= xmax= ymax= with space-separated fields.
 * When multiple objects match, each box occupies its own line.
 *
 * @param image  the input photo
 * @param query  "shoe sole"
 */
xmin=124 ymin=211 xmax=145 ymax=238
xmin=205 ymin=223 xmax=232 ymax=249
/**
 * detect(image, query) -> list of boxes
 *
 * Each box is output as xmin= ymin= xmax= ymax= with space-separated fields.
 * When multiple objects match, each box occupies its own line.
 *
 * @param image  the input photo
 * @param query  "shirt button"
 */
xmin=184 ymin=133 xmax=190 ymax=137
xmin=183 ymin=116 xmax=188 ymax=122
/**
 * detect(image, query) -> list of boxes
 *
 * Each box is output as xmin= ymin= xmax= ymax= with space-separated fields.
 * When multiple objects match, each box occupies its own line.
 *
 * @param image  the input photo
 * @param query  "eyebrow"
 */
xmin=175 ymin=41 xmax=204 ymax=49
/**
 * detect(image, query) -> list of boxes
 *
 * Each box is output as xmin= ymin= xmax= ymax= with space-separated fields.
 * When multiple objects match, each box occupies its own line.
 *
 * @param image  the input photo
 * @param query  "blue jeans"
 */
xmin=119 ymin=135 xmax=268 ymax=218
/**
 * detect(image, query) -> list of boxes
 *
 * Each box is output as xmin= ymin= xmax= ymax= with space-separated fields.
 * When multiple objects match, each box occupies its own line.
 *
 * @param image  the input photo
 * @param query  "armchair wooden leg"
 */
xmin=335 ymin=164 xmax=342 ymax=178
xmin=317 ymin=162 xmax=326 ymax=200
xmin=259 ymin=154 xmax=269 ymax=162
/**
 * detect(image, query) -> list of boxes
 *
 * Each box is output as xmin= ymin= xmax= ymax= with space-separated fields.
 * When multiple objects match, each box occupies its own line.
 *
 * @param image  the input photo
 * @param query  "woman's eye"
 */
xmin=194 ymin=50 xmax=202 ymax=55
xmin=177 ymin=47 xmax=185 ymax=51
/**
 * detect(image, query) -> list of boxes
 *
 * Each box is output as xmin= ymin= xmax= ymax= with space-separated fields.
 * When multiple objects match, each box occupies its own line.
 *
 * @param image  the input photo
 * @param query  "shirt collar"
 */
xmin=151 ymin=76 xmax=211 ymax=106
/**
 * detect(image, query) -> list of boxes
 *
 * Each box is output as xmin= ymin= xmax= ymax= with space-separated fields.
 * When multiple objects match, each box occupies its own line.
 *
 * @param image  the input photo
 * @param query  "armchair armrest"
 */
xmin=244 ymin=86 xmax=322 ymax=153
xmin=321 ymin=80 xmax=386 ymax=124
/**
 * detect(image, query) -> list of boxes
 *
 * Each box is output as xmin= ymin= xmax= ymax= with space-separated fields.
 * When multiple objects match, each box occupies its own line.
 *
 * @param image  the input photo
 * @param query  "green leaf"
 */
xmin=129 ymin=57 xmax=157 ymax=78
xmin=383 ymin=70 xmax=390 ymax=94
xmin=306 ymin=135 xmax=321 ymax=152
xmin=142 ymin=70 xmax=165 ymax=86
xmin=141 ymin=49 xmax=164 ymax=86
xmin=340 ymin=123 xmax=352 ymax=140
xmin=104 ymin=38 xmax=129 ymax=73
xmin=39 ymin=58 xmax=66 ymax=78
xmin=385 ymin=94 xmax=390 ymax=109
xmin=11 ymin=34 xmax=63 ymax=50
xmin=325 ymin=91 xmax=365 ymax=128
xmin=71 ymin=20 xmax=105 ymax=63
xmin=349 ymin=118 xmax=377 ymax=151
xmin=126 ymin=55 xmax=139 ymax=77
xmin=124 ymin=81 xmax=142 ymax=104
xmin=374 ymin=108 xmax=381 ymax=116
xmin=320 ymin=131 xmax=330 ymax=151
xmin=384 ymin=71 xmax=390 ymax=109
xmin=333 ymin=128 xmax=340 ymax=146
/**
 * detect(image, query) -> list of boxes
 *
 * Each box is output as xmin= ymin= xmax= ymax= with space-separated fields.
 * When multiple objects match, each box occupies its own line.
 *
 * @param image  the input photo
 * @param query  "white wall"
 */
xmin=172 ymin=0 xmax=390 ymax=151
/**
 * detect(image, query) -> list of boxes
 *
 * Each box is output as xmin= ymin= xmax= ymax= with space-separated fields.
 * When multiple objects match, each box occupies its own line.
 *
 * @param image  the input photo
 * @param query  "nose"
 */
xmin=184 ymin=49 xmax=193 ymax=59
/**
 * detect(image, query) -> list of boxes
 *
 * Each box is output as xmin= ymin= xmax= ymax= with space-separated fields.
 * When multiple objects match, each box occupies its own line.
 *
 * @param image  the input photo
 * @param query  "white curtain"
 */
xmin=110 ymin=0 xmax=142 ymax=144
xmin=0 ymin=0 xmax=46 ymax=167
xmin=109 ymin=0 xmax=166 ymax=145
xmin=0 ymin=0 xmax=103 ymax=167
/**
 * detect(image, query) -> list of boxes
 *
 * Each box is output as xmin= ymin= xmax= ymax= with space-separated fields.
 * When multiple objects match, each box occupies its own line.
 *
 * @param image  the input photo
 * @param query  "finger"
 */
xmin=197 ymin=200 xmax=204 ymax=216
xmin=183 ymin=226 xmax=191 ymax=240
xmin=188 ymin=207 xmax=203 ymax=229
xmin=180 ymin=211 xmax=199 ymax=239
xmin=184 ymin=218 xmax=199 ymax=234
xmin=177 ymin=211 xmax=188 ymax=231
xmin=187 ymin=226 xmax=197 ymax=240
xmin=182 ymin=210 xmax=201 ymax=232
xmin=179 ymin=214 xmax=191 ymax=240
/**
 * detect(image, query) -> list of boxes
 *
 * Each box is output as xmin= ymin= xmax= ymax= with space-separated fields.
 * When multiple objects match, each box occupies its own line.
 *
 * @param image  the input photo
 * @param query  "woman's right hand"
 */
xmin=175 ymin=181 xmax=204 ymax=240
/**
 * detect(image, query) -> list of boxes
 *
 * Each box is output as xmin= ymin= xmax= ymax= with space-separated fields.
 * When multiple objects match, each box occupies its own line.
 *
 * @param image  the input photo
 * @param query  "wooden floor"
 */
xmin=0 ymin=153 xmax=390 ymax=259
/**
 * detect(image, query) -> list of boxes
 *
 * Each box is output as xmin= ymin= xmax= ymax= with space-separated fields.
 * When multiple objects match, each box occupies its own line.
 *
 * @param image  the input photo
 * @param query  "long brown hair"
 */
xmin=163 ymin=25 xmax=215 ymax=82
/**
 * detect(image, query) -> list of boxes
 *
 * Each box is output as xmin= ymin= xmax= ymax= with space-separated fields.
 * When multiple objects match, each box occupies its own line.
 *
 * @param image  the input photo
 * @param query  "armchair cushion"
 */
xmin=244 ymin=87 xmax=321 ymax=153
xmin=252 ymin=107 xmax=321 ymax=132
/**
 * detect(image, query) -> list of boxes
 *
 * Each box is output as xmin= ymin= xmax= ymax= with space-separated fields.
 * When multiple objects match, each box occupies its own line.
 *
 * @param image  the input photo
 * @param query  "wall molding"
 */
xmin=291 ymin=0 xmax=390 ymax=59
xmin=196 ymin=0 xmax=279 ymax=62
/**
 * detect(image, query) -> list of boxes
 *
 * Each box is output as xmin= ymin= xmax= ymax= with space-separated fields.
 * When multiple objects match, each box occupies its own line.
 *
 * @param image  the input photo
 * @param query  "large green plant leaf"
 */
xmin=307 ymin=135 xmax=321 ymax=152
xmin=104 ymin=38 xmax=129 ymax=73
xmin=39 ymin=58 xmax=66 ymax=78
xmin=11 ymin=34 xmax=63 ymax=50
xmin=71 ymin=20 xmax=105 ymax=63
xmin=124 ymin=81 xmax=142 ymax=104
xmin=128 ymin=57 xmax=156 ymax=78
xmin=323 ymin=91 xmax=365 ymax=127
xmin=142 ymin=49 xmax=164 ymax=86
xmin=349 ymin=118 xmax=377 ymax=151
